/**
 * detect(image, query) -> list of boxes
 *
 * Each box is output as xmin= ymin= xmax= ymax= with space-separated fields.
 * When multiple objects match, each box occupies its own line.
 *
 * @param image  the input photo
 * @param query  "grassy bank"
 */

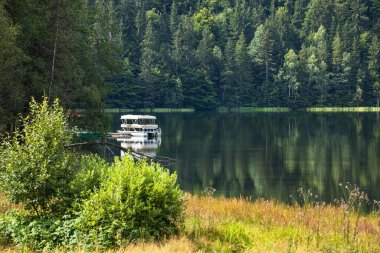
xmin=218 ymin=107 xmax=290 ymax=112
xmin=80 ymin=107 xmax=380 ymax=114
xmin=103 ymin=108 xmax=195 ymax=113
xmin=124 ymin=195 xmax=380 ymax=253
xmin=1 ymin=194 xmax=379 ymax=252
xmin=306 ymin=107 xmax=380 ymax=112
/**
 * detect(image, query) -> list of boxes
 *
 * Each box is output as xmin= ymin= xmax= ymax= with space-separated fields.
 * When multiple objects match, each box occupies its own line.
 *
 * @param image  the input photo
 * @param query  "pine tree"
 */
xmin=249 ymin=24 xmax=275 ymax=105
xmin=171 ymin=16 xmax=197 ymax=74
xmin=235 ymin=32 xmax=252 ymax=106
xmin=222 ymin=38 xmax=238 ymax=107
xmin=310 ymin=25 xmax=329 ymax=106
xmin=368 ymin=36 xmax=380 ymax=106
xmin=196 ymin=28 xmax=216 ymax=79
xmin=139 ymin=9 xmax=161 ymax=107
xmin=0 ymin=0 xmax=25 ymax=128
xmin=302 ymin=0 xmax=334 ymax=39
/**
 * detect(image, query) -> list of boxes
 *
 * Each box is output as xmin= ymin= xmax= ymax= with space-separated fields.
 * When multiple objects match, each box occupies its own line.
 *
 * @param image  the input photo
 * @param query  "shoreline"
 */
xmin=73 ymin=107 xmax=380 ymax=113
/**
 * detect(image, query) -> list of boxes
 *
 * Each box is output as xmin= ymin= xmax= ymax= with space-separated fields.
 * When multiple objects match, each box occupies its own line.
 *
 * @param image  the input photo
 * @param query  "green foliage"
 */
xmin=182 ymin=71 xmax=217 ymax=110
xmin=0 ymin=0 xmax=25 ymax=128
xmin=68 ymin=154 xmax=109 ymax=203
xmin=2 ymin=0 xmax=120 ymax=129
xmin=76 ymin=155 xmax=184 ymax=247
xmin=278 ymin=49 xmax=300 ymax=107
xmin=0 ymin=98 xmax=185 ymax=250
xmin=103 ymin=0 xmax=379 ymax=109
xmin=0 ymin=98 xmax=75 ymax=217
xmin=0 ymin=211 xmax=86 ymax=250
xmin=1 ymin=0 xmax=380 ymax=116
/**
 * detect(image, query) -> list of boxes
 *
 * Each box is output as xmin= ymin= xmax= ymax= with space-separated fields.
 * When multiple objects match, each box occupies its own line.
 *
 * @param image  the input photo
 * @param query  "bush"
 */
xmin=67 ymin=154 xmax=109 ymax=207
xmin=0 ymin=211 xmax=83 ymax=250
xmin=0 ymin=97 xmax=76 ymax=217
xmin=0 ymin=155 xmax=184 ymax=250
xmin=76 ymin=155 xmax=184 ymax=247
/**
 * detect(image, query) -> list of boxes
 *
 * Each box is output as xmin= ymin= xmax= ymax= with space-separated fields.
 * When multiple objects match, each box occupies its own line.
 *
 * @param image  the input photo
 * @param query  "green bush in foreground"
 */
xmin=0 ymin=155 xmax=184 ymax=250
xmin=76 ymin=155 xmax=184 ymax=247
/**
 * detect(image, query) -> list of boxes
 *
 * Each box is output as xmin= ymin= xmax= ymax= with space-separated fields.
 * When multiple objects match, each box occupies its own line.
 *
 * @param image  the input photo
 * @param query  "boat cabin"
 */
xmin=121 ymin=115 xmax=156 ymax=125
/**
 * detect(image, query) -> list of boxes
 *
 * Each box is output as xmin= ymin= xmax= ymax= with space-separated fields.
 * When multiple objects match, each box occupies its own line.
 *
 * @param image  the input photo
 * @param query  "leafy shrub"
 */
xmin=67 ymin=154 xmax=109 ymax=207
xmin=0 ymin=98 xmax=76 ymax=217
xmin=77 ymin=155 xmax=184 ymax=247
xmin=0 ymin=211 xmax=83 ymax=250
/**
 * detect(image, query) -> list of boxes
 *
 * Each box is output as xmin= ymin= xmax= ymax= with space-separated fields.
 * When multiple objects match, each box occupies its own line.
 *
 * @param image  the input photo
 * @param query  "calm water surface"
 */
xmin=112 ymin=112 xmax=380 ymax=203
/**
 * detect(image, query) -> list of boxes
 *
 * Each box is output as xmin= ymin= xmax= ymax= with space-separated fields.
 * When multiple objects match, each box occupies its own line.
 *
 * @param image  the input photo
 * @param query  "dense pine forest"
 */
xmin=1 ymin=0 xmax=380 ymax=126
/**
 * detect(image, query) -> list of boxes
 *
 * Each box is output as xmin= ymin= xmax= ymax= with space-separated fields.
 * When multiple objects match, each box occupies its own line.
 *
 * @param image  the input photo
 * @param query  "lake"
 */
xmin=111 ymin=112 xmax=380 ymax=203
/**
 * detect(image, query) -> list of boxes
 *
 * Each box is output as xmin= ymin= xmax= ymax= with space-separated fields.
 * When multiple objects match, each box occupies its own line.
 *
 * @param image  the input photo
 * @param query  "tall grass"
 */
xmin=184 ymin=194 xmax=380 ymax=252
xmin=0 ymin=194 xmax=22 ymax=213
xmin=1 ymin=190 xmax=379 ymax=252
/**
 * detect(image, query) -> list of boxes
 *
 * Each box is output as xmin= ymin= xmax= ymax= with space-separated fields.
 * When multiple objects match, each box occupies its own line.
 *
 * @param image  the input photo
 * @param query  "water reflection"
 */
xmin=111 ymin=112 xmax=380 ymax=203
xmin=118 ymin=137 xmax=161 ymax=157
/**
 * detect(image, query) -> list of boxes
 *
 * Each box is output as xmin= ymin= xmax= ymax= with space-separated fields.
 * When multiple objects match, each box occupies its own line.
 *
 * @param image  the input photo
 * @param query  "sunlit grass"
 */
xmin=0 ymin=194 xmax=379 ymax=252
xmin=0 ymin=194 xmax=22 ymax=213
xmin=218 ymin=107 xmax=290 ymax=112
xmin=101 ymin=108 xmax=195 ymax=113
xmin=307 ymin=107 xmax=380 ymax=112
xmin=184 ymin=195 xmax=380 ymax=252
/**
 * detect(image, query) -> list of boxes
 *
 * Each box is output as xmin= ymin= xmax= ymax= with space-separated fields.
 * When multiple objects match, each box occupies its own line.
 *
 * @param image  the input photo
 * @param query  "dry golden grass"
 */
xmin=184 ymin=195 xmax=380 ymax=252
xmin=117 ymin=237 xmax=195 ymax=253
xmin=0 ymin=195 xmax=379 ymax=252
xmin=0 ymin=193 xmax=22 ymax=212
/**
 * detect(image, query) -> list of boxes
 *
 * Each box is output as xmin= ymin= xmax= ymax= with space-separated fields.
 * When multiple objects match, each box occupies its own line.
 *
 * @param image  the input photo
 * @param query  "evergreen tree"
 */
xmin=107 ymin=58 xmax=143 ymax=108
xmin=196 ymin=28 xmax=216 ymax=80
xmin=332 ymin=33 xmax=355 ymax=105
xmin=302 ymin=0 xmax=334 ymax=39
xmin=234 ymin=32 xmax=253 ymax=106
xmin=249 ymin=24 xmax=275 ymax=105
xmin=171 ymin=16 xmax=197 ymax=74
xmin=222 ymin=38 xmax=238 ymax=107
xmin=0 ymin=0 xmax=25 ymax=128
xmin=368 ymin=36 xmax=380 ymax=106
xmin=139 ymin=9 xmax=161 ymax=107
xmin=309 ymin=25 xmax=329 ymax=105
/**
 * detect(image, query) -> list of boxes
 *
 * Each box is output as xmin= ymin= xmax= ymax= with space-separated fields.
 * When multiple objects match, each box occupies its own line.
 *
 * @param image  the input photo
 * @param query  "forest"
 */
xmin=1 ymin=0 xmax=380 ymax=126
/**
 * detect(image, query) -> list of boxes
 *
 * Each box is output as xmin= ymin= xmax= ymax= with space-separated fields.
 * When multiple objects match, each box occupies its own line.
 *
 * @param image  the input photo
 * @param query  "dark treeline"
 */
xmin=1 ymin=0 xmax=380 ymax=127
xmin=0 ymin=0 xmax=120 ymax=129
xmin=107 ymin=0 xmax=380 ymax=110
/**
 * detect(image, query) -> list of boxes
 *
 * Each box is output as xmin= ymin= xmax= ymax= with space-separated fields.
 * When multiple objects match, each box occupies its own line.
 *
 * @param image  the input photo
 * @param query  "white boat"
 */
xmin=119 ymin=114 xmax=161 ymax=138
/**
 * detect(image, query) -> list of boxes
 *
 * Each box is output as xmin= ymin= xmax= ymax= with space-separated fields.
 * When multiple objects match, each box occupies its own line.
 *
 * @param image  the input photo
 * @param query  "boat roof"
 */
xmin=120 ymin=114 xmax=156 ymax=120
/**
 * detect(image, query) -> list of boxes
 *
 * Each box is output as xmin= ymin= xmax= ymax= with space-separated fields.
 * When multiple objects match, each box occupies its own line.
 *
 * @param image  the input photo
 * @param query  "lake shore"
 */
xmin=1 ymin=194 xmax=379 ymax=252
xmin=76 ymin=106 xmax=380 ymax=114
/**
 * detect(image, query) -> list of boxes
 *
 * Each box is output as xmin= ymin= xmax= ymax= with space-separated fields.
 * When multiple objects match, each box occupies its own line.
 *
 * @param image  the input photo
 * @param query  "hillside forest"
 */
xmin=1 ymin=0 xmax=380 ymax=126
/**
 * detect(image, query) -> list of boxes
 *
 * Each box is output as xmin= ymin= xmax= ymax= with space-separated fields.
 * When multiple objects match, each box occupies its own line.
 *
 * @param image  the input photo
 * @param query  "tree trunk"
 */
xmin=48 ymin=0 xmax=61 ymax=100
